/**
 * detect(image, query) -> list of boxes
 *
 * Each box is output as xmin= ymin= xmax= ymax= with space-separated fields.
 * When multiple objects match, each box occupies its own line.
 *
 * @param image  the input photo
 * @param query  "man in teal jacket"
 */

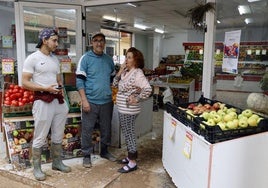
xmin=76 ymin=32 xmax=116 ymax=168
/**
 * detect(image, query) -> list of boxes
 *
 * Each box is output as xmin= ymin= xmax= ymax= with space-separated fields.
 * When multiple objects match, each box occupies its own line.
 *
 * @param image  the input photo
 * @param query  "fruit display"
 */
xmin=64 ymin=86 xmax=81 ymax=112
xmin=166 ymin=96 xmax=268 ymax=143
xmin=4 ymin=121 xmax=35 ymax=168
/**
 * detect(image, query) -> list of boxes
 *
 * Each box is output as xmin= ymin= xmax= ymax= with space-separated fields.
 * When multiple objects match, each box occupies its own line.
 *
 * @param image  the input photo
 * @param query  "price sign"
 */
xmin=60 ymin=58 xmax=72 ymax=73
xmin=2 ymin=58 xmax=14 ymax=74
xmin=58 ymin=27 xmax=67 ymax=38
xmin=169 ymin=118 xmax=177 ymax=140
xmin=183 ymin=131 xmax=193 ymax=159
xmin=2 ymin=35 xmax=13 ymax=48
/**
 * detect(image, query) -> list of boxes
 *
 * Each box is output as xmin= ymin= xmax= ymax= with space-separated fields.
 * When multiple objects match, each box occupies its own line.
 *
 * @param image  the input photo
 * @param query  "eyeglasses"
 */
xmin=92 ymin=39 xmax=105 ymax=44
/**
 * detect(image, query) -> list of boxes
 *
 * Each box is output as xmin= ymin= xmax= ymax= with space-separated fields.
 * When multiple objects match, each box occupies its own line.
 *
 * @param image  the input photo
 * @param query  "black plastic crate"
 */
xmin=196 ymin=117 xmax=268 ymax=143
xmin=165 ymin=102 xmax=198 ymax=131
xmin=166 ymin=97 xmax=268 ymax=143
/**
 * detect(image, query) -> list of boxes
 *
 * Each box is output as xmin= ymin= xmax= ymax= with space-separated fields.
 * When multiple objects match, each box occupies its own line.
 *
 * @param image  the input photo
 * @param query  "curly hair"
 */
xmin=126 ymin=47 xmax=144 ymax=69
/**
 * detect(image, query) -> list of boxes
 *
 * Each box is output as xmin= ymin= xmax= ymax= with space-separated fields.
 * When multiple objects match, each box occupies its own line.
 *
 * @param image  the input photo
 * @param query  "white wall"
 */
xmin=161 ymin=32 xmax=188 ymax=58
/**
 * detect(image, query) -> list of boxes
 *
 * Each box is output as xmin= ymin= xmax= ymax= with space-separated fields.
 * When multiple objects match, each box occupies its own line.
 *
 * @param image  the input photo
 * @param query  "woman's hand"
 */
xmin=126 ymin=95 xmax=139 ymax=105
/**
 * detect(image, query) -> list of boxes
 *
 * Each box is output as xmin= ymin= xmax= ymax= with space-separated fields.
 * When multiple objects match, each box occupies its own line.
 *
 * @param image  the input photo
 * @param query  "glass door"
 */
xmin=14 ymin=2 xmax=83 ymax=85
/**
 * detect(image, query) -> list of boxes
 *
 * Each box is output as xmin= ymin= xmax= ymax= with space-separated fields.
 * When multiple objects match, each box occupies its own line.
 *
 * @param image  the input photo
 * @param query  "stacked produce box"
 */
xmin=4 ymin=116 xmax=101 ymax=169
xmin=166 ymin=96 xmax=268 ymax=143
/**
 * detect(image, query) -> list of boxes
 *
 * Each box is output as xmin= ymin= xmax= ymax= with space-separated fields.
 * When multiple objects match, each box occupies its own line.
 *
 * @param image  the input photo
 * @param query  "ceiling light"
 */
xmin=245 ymin=18 xmax=253 ymax=24
xmin=238 ymin=5 xmax=251 ymax=15
xmin=134 ymin=23 xmax=147 ymax=30
xmin=127 ymin=3 xmax=137 ymax=7
xmin=154 ymin=28 xmax=164 ymax=34
xmin=102 ymin=15 xmax=121 ymax=22
xmin=248 ymin=0 xmax=261 ymax=2
xmin=217 ymin=20 xmax=221 ymax=24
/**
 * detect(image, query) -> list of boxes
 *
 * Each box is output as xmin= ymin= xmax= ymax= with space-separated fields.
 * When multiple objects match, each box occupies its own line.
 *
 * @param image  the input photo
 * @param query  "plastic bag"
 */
xmin=162 ymin=87 xmax=174 ymax=104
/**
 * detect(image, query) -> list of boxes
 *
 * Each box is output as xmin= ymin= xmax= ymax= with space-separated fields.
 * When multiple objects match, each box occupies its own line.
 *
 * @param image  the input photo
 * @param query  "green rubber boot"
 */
xmin=32 ymin=147 xmax=46 ymax=181
xmin=51 ymin=143 xmax=71 ymax=173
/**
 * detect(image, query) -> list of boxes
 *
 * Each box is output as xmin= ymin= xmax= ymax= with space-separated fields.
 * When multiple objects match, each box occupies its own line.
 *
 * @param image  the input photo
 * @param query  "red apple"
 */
xmin=212 ymin=102 xmax=220 ymax=110
xmin=187 ymin=103 xmax=195 ymax=109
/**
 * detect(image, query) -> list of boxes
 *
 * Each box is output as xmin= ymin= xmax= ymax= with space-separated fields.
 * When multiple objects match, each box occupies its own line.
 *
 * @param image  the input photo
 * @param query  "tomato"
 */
xmin=14 ymin=85 xmax=20 ymax=89
xmin=4 ymin=100 xmax=11 ymax=106
xmin=19 ymin=88 xmax=25 ymax=94
xmin=18 ymin=101 xmax=25 ymax=106
xmin=9 ymin=84 xmax=15 ymax=89
xmin=22 ymin=98 xmax=29 ymax=103
xmin=23 ymin=91 xmax=30 ymax=98
xmin=11 ymin=100 xmax=18 ymax=106
xmin=12 ymin=88 xmax=19 ymax=93
xmin=29 ymin=95 xmax=34 ymax=102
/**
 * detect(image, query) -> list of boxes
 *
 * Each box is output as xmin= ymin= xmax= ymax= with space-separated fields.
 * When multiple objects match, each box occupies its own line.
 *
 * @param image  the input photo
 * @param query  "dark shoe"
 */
xmin=100 ymin=152 xmax=117 ymax=162
xmin=118 ymin=164 xmax=137 ymax=173
xmin=117 ymin=157 xmax=129 ymax=164
xmin=83 ymin=156 xmax=92 ymax=168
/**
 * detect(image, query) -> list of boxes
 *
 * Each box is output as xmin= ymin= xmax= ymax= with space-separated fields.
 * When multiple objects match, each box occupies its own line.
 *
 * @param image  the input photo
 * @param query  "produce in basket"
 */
xmin=67 ymin=91 xmax=81 ymax=107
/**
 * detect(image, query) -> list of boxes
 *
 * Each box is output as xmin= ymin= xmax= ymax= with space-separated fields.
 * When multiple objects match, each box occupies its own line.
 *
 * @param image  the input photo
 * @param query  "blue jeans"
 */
xmin=81 ymin=101 xmax=113 ymax=156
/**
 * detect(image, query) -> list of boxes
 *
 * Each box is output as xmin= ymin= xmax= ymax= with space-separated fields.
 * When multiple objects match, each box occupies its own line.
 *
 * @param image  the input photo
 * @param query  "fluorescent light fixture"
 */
xmin=238 ymin=5 xmax=251 ymax=15
xmin=102 ymin=15 xmax=121 ymax=22
xmin=134 ymin=23 xmax=147 ymax=30
xmin=245 ymin=18 xmax=253 ymax=24
xmin=127 ymin=3 xmax=137 ymax=7
xmin=248 ymin=0 xmax=261 ymax=2
xmin=154 ymin=28 xmax=164 ymax=34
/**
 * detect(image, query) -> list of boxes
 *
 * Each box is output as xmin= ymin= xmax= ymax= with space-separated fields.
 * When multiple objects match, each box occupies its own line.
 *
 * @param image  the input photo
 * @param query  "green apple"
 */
xmin=226 ymin=121 xmax=238 ymax=129
xmin=247 ymin=116 xmax=258 ymax=127
xmin=218 ymin=121 xmax=227 ymax=130
xmin=217 ymin=109 xmax=225 ymax=115
xmin=227 ymin=108 xmax=237 ymax=114
xmin=206 ymin=119 xmax=216 ymax=126
xmin=250 ymin=114 xmax=259 ymax=120
xmin=223 ymin=114 xmax=234 ymax=122
xmin=13 ymin=130 xmax=19 ymax=137
xmin=228 ymin=111 xmax=238 ymax=119
xmin=239 ymin=118 xmax=248 ymax=128
xmin=242 ymin=109 xmax=253 ymax=118
xmin=238 ymin=114 xmax=246 ymax=119
xmin=219 ymin=103 xmax=226 ymax=109
xmin=209 ymin=111 xmax=217 ymax=118
xmin=213 ymin=114 xmax=222 ymax=123
xmin=232 ymin=119 xmax=239 ymax=127
xmin=200 ymin=111 xmax=210 ymax=120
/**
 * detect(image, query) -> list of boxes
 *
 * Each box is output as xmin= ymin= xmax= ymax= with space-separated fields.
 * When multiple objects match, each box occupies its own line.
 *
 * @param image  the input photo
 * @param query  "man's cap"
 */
xmin=91 ymin=32 xmax=106 ymax=40
xmin=36 ymin=28 xmax=58 ymax=48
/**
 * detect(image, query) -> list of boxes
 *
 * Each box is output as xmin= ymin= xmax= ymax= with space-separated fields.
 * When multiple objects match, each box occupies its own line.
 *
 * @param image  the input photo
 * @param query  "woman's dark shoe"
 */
xmin=118 ymin=164 xmax=137 ymax=173
xmin=117 ymin=158 xmax=129 ymax=164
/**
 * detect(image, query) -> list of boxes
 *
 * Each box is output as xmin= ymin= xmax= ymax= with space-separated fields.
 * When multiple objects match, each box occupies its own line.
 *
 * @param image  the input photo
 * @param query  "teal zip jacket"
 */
xmin=76 ymin=50 xmax=115 ymax=104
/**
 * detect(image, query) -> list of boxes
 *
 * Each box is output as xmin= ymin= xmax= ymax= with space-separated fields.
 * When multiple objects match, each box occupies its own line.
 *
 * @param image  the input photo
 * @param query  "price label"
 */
xmin=169 ymin=118 xmax=177 ymax=140
xmin=183 ymin=131 xmax=193 ymax=159
xmin=61 ymin=58 xmax=72 ymax=73
xmin=2 ymin=58 xmax=14 ymax=74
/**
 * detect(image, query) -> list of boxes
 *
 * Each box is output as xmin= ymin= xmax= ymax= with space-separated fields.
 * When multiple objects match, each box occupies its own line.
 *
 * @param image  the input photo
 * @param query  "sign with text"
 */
xmin=2 ymin=58 xmax=14 ymax=74
xmin=222 ymin=30 xmax=241 ymax=74
xmin=60 ymin=58 xmax=72 ymax=73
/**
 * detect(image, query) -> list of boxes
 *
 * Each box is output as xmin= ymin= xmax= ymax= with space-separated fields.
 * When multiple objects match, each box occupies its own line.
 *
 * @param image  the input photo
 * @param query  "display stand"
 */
xmin=162 ymin=111 xmax=268 ymax=188
xmin=3 ymin=113 xmax=83 ymax=170
xmin=150 ymin=78 xmax=195 ymax=104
